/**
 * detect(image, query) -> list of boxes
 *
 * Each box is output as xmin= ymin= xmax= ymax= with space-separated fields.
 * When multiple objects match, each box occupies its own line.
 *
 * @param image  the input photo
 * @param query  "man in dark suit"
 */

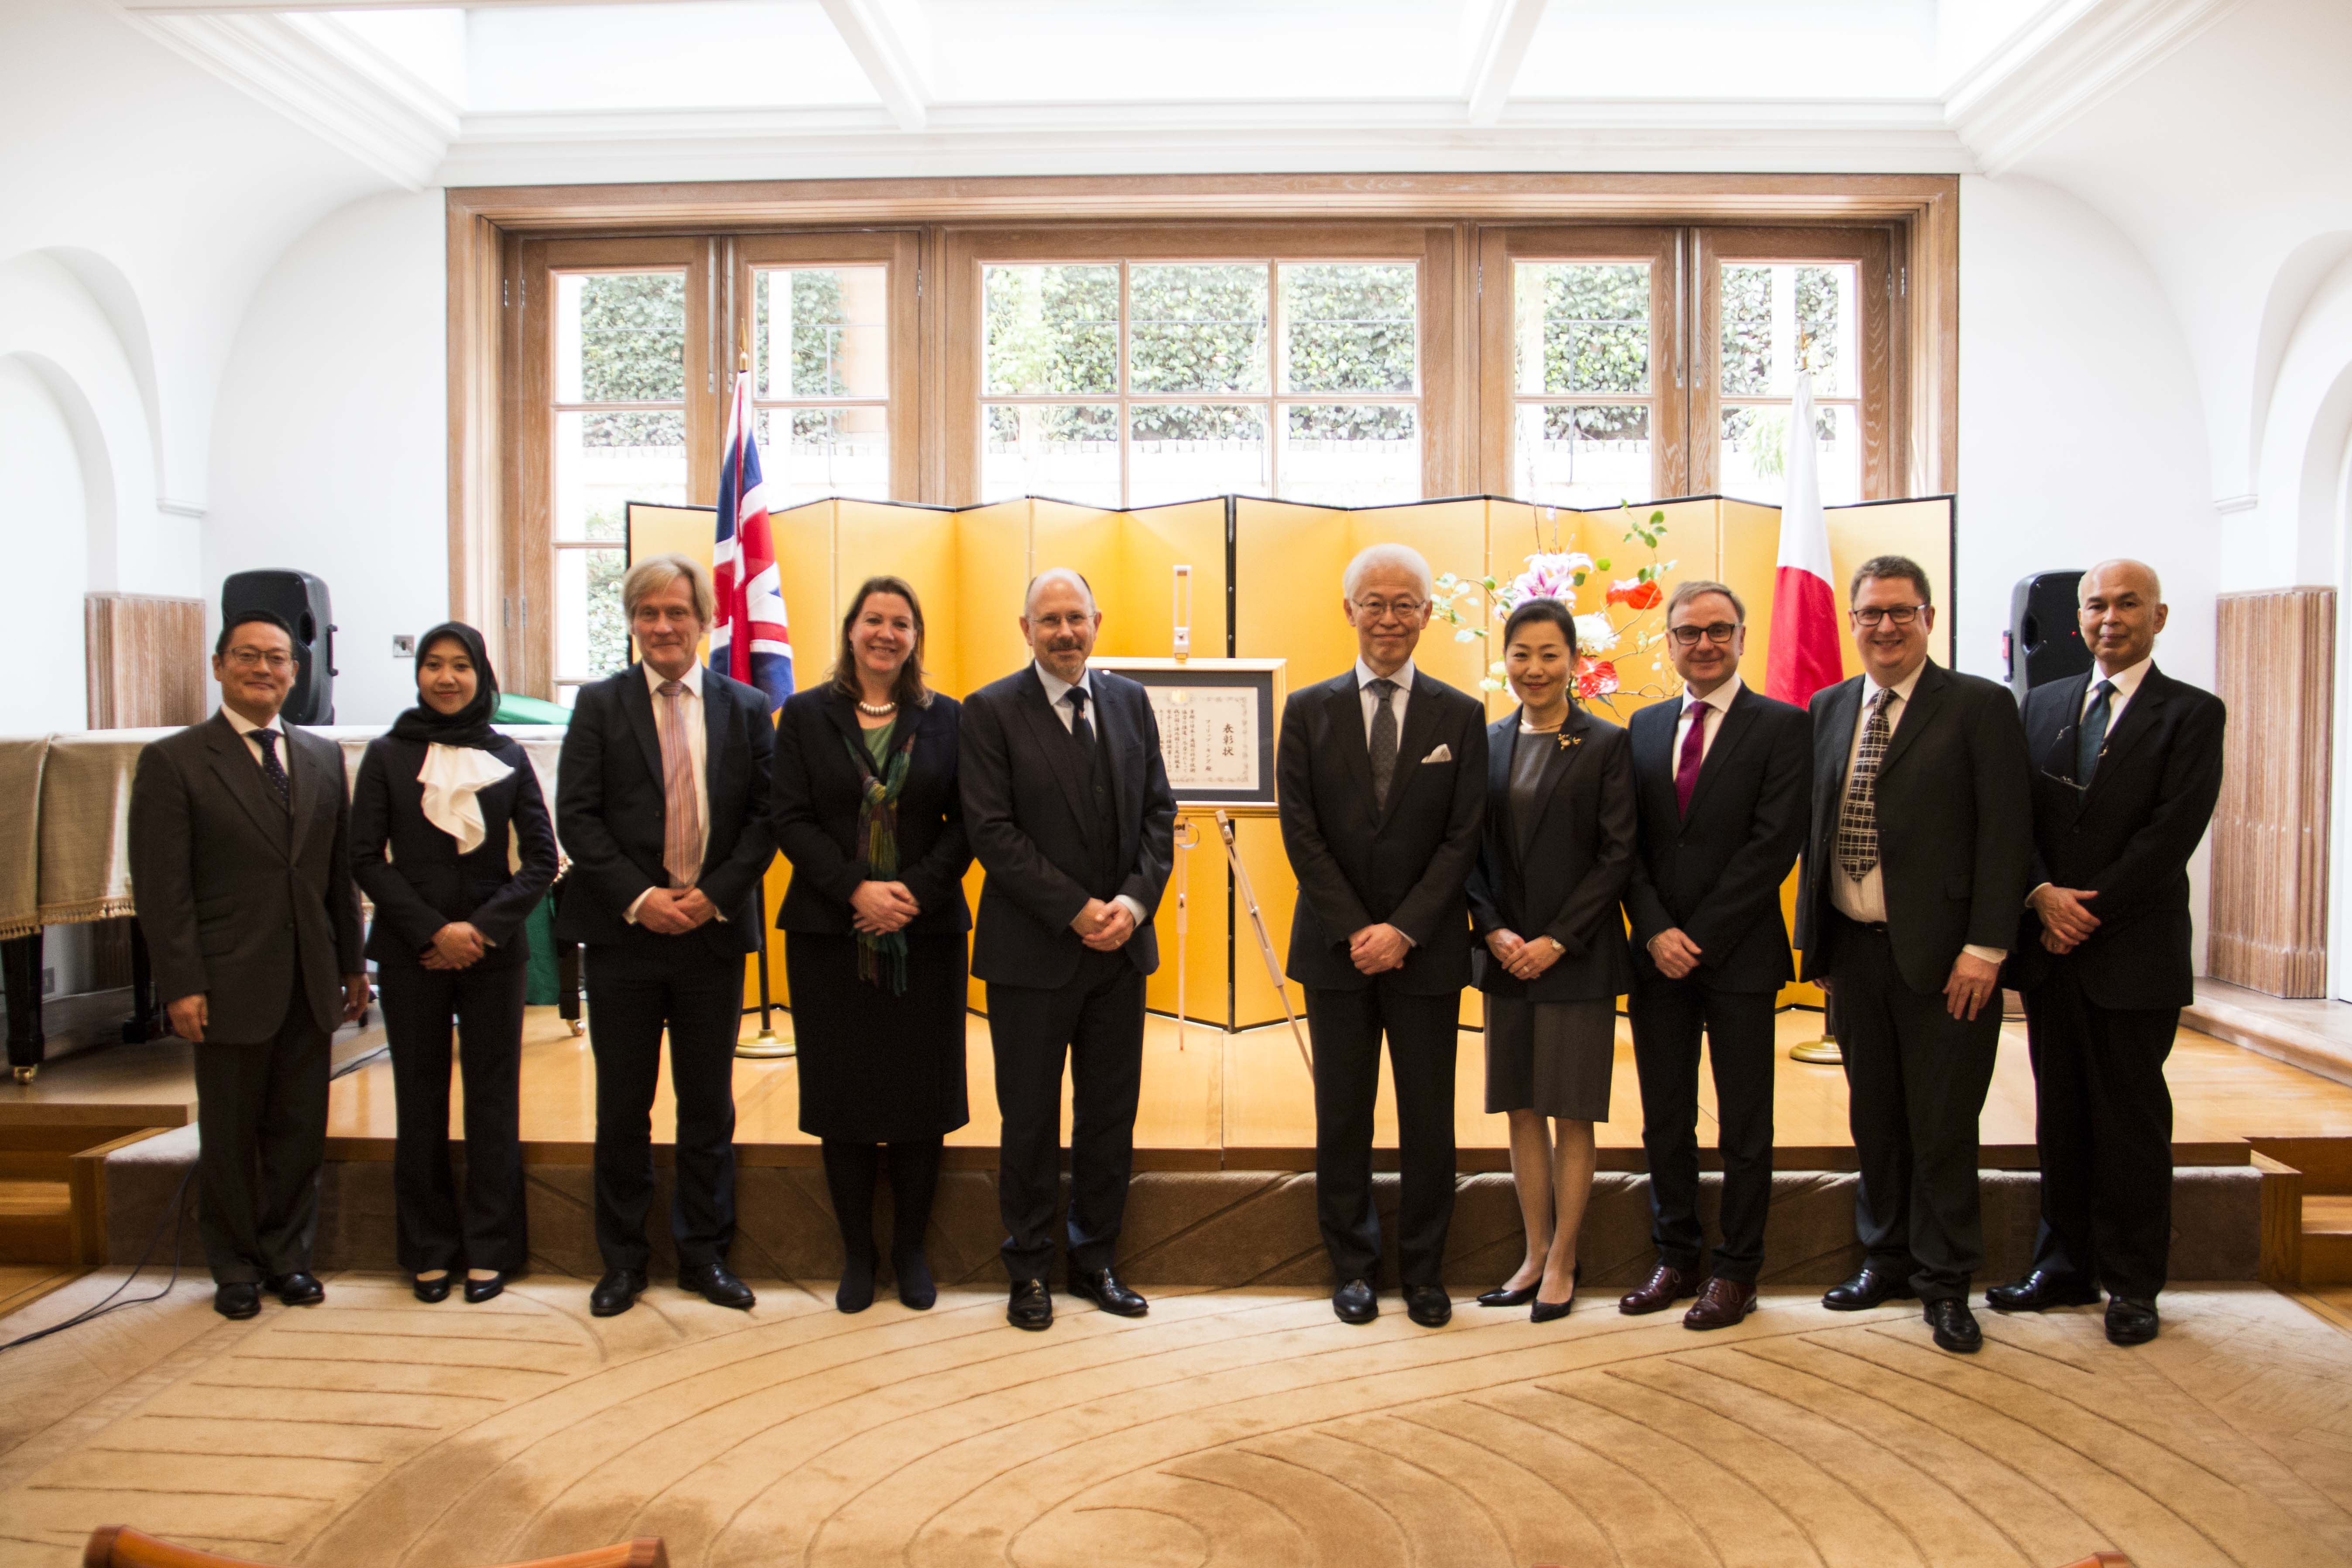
xmin=555 ymin=553 xmax=776 ymax=1318
xmin=1620 ymin=580 xmax=1811 ymax=1330
xmin=961 ymin=568 xmax=1177 ymax=1331
xmin=1794 ymin=554 xmax=2033 ymax=1355
xmin=1278 ymin=543 xmax=1487 ymax=1328
xmin=129 ymin=609 xmax=368 ymax=1319
xmin=1987 ymin=559 xmax=2224 ymax=1346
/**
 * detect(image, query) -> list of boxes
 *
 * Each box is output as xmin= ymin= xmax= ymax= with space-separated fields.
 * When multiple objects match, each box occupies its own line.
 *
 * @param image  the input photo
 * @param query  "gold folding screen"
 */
xmin=628 ymin=492 xmax=1954 ymax=1027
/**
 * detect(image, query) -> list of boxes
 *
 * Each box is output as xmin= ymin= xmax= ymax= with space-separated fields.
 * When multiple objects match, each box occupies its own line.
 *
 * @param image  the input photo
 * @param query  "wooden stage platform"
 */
xmin=15 ymin=1002 xmax=2352 ymax=1173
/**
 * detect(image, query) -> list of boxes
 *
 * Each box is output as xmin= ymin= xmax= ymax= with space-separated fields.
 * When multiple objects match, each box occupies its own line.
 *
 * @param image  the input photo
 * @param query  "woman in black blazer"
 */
xmin=1465 ymin=597 xmax=1637 ymax=1321
xmin=772 ymin=575 xmax=972 ymax=1314
xmin=351 ymin=622 xmax=558 ymax=1304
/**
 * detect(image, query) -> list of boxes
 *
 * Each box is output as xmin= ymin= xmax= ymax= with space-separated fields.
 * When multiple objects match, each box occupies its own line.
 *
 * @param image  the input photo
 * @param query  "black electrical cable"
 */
xmin=0 ymin=1160 xmax=196 ymax=1354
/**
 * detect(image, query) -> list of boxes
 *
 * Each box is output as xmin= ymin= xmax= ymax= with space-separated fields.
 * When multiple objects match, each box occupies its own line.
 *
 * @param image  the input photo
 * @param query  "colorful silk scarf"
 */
xmin=846 ymin=722 xmax=920 ymax=994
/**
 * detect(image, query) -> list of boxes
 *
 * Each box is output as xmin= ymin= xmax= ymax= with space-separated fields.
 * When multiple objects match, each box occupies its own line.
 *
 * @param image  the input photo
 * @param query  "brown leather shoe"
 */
xmin=1683 ymin=1276 xmax=1758 ymax=1331
xmin=1618 ymin=1263 xmax=1700 ymax=1316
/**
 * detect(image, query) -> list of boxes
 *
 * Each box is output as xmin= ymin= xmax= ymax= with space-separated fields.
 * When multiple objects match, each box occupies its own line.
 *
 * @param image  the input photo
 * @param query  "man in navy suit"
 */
xmin=556 ymin=553 xmax=776 ymax=1318
xmin=1987 ymin=559 xmax=2224 ymax=1346
xmin=1620 ymin=580 xmax=1810 ymax=1329
xmin=961 ymin=569 xmax=1177 ymax=1331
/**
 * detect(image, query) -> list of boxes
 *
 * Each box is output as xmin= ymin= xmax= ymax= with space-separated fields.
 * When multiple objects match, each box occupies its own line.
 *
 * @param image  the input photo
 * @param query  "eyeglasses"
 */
xmin=222 ymin=648 xmax=294 ymax=671
xmin=1849 ymin=605 xmax=1926 ymax=628
xmin=1667 ymin=621 xmax=1739 ymax=647
xmin=1352 ymin=597 xmax=1426 ymax=622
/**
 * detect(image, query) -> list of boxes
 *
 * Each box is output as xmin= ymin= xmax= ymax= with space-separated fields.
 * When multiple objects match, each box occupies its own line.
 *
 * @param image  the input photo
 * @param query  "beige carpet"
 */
xmin=4 ymin=1275 xmax=2351 ymax=1567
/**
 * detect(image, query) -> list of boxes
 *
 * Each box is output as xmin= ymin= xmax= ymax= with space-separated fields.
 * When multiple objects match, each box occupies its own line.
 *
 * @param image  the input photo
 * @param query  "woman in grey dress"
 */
xmin=1466 ymin=597 xmax=1637 ymax=1320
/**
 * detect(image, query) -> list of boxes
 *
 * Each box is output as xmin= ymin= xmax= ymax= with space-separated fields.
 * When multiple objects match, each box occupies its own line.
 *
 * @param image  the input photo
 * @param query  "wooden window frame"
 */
xmin=450 ymin=174 xmax=1956 ymax=694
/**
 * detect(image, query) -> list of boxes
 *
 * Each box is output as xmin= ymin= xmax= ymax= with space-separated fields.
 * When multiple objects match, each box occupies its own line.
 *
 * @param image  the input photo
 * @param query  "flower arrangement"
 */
xmin=1431 ymin=504 xmax=1680 ymax=711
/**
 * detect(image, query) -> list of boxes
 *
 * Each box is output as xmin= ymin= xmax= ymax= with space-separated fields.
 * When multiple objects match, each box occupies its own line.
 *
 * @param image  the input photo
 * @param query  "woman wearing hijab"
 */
xmin=352 ymin=623 xmax=559 ymax=1303
xmin=771 ymin=576 xmax=971 ymax=1313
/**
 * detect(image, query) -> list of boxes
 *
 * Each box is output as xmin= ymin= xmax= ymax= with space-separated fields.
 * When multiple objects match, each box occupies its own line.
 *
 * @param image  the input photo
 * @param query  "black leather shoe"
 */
xmin=412 ymin=1273 xmax=452 ymax=1304
xmin=463 ymin=1273 xmax=505 ymax=1304
xmin=1405 ymin=1284 xmax=1452 ymax=1327
xmin=590 ymin=1268 xmax=646 ymax=1317
xmin=1822 ymin=1268 xmax=1917 ymax=1311
xmin=1069 ymin=1267 xmax=1148 ymax=1317
xmin=1008 ymin=1278 xmax=1053 ymax=1331
xmin=679 ymin=1263 xmax=756 ymax=1310
xmin=215 ymin=1282 xmax=261 ymax=1319
xmin=1476 ymin=1283 xmax=1538 ymax=1308
xmin=2105 ymin=1296 xmax=2160 ymax=1346
xmin=267 ymin=1271 xmax=325 ymax=1307
xmin=1926 ymin=1297 xmax=1983 ymax=1353
xmin=1333 ymin=1278 xmax=1378 ymax=1324
xmin=1985 ymin=1270 xmax=2100 ymax=1313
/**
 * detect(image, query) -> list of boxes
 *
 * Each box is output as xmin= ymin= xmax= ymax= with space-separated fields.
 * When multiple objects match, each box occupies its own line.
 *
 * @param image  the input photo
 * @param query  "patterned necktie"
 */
xmin=1836 ymin=687 xmax=1896 ymax=882
xmin=1366 ymin=677 xmax=1400 ymax=809
xmin=2078 ymin=678 xmax=2115 ymax=785
xmin=252 ymin=727 xmax=290 ymax=810
xmin=658 ymin=680 xmax=702 ymax=889
xmin=1674 ymin=698 xmax=1707 ymax=817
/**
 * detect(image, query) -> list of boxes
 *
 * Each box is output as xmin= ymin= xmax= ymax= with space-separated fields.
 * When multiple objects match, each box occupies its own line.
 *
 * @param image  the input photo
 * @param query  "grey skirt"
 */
xmin=1485 ymin=995 xmax=1617 ymax=1120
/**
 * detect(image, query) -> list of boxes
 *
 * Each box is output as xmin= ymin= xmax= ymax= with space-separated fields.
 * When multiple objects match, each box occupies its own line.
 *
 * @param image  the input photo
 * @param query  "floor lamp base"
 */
xmin=1788 ymin=1037 xmax=1844 ymax=1065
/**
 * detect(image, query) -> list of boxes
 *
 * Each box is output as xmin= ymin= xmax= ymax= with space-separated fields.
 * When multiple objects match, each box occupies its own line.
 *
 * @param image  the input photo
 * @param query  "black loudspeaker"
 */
xmin=2006 ymin=570 xmax=2089 ymax=703
xmin=221 ymin=570 xmax=336 ymax=725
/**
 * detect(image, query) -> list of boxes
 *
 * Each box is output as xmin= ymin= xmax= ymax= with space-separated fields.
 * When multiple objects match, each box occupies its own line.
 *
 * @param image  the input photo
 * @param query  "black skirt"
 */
xmin=786 ymin=932 xmax=971 ymax=1143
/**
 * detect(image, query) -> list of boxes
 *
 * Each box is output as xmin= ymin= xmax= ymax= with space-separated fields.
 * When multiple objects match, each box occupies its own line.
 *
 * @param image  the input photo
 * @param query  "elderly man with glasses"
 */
xmin=1277 ymin=544 xmax=1488 ymax=1328
xmin=1793 ymin=554 xmax=2034 ymax=1355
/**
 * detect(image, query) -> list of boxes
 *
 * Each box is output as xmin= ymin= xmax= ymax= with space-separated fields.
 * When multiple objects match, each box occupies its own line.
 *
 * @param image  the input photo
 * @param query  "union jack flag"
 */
xmin=710 ymin=372 xmax=793 ymax=710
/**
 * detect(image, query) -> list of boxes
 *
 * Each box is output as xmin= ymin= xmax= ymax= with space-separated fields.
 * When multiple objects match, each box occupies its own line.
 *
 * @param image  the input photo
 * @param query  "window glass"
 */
xmin=1719 ymin=262 xmax=1855 ymax=397
xmin=1130 ymin=264 xmax=1268 ymax=395
xmin=983 ymin=265 xmax=1119 ymax=396
xmin=1128 ymin=404 xmax=1269 ymax=506
xmin=1281 ymin=405 xmax=1418 ymax=506
xmin=1282 ymin=263 xmax=1416 ymax=394
xmin=1720 ymin=403 xmax=1858 ymax=506
xmin=981 ymin=403 xmax=1120 ymax=505
xmin=754 ymin=266 xmax=888 ymax=399
xmin=556 ymin=272 xmax=686 ymax=403
xmin=1512 ymin=404 xmax=1652 ymax=511
xmin=1515 ymin=262 xmax=1648 ymax=395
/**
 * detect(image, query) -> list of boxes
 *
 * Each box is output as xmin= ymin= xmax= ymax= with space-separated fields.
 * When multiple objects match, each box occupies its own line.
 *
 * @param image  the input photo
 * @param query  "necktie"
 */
xmin=252 ymin=728 xmax=290 ymax=809
xmin=2078 ymin=678 xmax=2115 ymax=785
xmin=658 ymin=680 xmax=702 ymax=889
xmin=1673 ymin=698 xmax=1707 ymax=817
xmin=1366 ymin=677 xmax=1400 ymax=809
xmin=1836 ymin=687 xmax=1896 ymax=883
xmin=1064 ymin=686 xmax=1097 ymax=761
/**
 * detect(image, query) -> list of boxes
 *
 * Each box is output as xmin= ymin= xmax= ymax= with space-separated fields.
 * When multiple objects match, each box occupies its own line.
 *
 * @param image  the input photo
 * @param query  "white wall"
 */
xmin=0 ymin=357 xmax=91 ymax=735
xmin=204 ymin=190 xmax=449 ymax=726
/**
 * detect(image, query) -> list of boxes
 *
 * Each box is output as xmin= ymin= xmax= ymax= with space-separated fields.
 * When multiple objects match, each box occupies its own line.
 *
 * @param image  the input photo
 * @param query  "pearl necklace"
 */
xmin=857 ymin=698 xmax=898 ymax=717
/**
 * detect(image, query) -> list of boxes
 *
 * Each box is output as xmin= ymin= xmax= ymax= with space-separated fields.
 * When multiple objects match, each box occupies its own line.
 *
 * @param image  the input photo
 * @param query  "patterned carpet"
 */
xmin=4 ymin=1274 xmax=2351 ymax=1567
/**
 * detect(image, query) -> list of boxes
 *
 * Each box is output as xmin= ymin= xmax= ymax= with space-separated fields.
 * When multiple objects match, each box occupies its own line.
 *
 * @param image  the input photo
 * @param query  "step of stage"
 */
xmin=0 ymin=1178 xmax=71 ymax=1262
xmin=2303 ymin=1195 xmax=2352 ymax=1285
xmin=97 ymin=1126 xmax=2271 ymax=1290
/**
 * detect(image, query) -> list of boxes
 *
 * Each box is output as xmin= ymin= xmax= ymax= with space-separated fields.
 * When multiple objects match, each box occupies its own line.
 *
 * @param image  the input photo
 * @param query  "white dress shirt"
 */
xmin=1355 ymin=655 xmax=1415 ymax=740
xmin=1034 ymin=661 xmax=1148 ymax=930
xmin=221 ymin=704 xmax=287 ymax=774
xmin=1674 ymin=673 xmax=1742 ymax=766
xmin=1829 ymin=663 xmax=2006 ymax=965
xmin=626 ymin=661 xmax=715 ymax=924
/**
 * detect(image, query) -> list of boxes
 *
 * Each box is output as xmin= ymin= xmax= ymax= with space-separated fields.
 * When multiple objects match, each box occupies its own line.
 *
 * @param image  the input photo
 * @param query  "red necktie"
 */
xmin=1674 ymin=700 xmax=1707 ymax=817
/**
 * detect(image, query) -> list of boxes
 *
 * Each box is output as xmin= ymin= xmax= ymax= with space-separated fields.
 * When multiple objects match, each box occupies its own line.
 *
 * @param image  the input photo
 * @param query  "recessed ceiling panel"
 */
xmin=467 ymin=2 xmax=881 ymax=112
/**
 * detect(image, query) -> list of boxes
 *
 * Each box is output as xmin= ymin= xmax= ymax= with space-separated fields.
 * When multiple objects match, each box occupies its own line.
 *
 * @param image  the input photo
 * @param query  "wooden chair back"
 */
xmin=85 ymin=1527 xmax=669 ymax=1568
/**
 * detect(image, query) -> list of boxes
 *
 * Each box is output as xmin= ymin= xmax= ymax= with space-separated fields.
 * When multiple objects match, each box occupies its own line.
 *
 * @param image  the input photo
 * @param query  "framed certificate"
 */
xmin=1089 ymin=657 xmax=1286 ymax=808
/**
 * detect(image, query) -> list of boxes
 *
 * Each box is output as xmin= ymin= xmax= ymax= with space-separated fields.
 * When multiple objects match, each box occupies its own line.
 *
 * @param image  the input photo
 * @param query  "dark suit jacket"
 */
xmin=349 ymin=734 xmax=560 ymax=970
xmin=1794 ymin=659 xmax=2036 ymax=995
xmin=2005 ymin=664 xmax=2225 ymax=1009
xmin=1278 ymin=667 xmax=1488 ymax=995
xmin=771 ymin=687 xmax=972 ymax=936
xmin=1624 ymin=684 xmax=1813 ymax=992
xmin=127 ymin=711 xmax=365 ymax=1042
xmin=1467 ymin=705 xmax=1637 ymax=1003
xmin=552 ymin=664 xmax=777 ymax=956
xmin=960 ymin=666 xmax=1177 ymax=987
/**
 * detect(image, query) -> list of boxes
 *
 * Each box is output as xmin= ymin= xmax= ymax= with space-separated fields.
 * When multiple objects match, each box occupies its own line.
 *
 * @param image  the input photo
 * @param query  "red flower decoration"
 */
xmin=1605 ymin=577 xmax=1661 ymax=610
xmin=1575 ymin=657 xmax=1619 ymax=699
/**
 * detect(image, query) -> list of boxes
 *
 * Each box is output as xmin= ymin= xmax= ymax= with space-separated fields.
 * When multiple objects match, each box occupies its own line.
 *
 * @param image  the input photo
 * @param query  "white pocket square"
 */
xmin=1421 ymin=744 xmax=1453 ymax=764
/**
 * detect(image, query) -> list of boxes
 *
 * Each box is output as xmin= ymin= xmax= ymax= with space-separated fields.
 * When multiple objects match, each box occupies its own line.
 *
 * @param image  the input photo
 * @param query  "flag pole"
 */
xmin=1776 ymin=368 xmax=1841 ymax=1067
xmin=730 ymin=344 xmax=795 ymax=1061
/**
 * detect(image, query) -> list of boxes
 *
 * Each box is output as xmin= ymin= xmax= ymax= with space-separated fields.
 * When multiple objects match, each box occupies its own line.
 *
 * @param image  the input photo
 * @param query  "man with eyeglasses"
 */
xmin=1793 ymin=554 xmax=2033 ymax=1355
xmin=1986 ymin=559 xmax=2223 ymax=1346
xmin=1618 ymin=580 xmax=1811 ymax=1330
xmin=129 ymin=610 xmax=368 ymax=1320
xmin=1277 ymin=544 xmax=1487 ymax=1328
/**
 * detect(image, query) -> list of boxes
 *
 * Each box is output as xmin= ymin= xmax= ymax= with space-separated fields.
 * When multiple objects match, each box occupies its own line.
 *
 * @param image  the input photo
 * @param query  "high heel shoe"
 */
xmin=413 ymin=1273 xmax=452 ymax=1304
xmin=837 ymin=1252 xmax=876 ymax=1314
xmin=1477 ymin=1283 xmax=1538 ymax=1308
xmin=1530 ymin=1263 xmax=1581 ymax=1324
xmin=893 ymin=1243 xmax=936 ymax=1311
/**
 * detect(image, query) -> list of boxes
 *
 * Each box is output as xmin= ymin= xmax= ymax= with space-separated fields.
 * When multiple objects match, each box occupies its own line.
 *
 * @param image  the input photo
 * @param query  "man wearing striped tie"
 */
xmin=1793 ymin=555 xmax=2033 ymax=1354
xmin=555 ymin=554 xmax=777 ymax=1318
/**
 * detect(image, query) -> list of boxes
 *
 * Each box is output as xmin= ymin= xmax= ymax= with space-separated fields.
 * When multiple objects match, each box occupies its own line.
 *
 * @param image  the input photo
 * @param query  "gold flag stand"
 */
xmin=1788 ymin=992 xmax=1841 ymax=1064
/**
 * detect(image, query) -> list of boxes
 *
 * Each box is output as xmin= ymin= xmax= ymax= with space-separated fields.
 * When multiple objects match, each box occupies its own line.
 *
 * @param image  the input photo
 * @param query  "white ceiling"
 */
xmin=102 ymin=0 xmax=2234 ymax=189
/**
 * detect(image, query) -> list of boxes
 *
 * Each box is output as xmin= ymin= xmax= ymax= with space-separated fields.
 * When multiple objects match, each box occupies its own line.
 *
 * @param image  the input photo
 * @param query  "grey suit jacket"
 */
xmin=128 ymin=711 xmax=365 ymax=1043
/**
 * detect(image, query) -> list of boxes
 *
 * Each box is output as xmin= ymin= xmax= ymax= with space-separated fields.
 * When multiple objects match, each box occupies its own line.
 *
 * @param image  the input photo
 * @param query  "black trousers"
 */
xmin=583 ymin=935 xmax=744 ymax=1273
xmin=1629 ymin=977 xmax=1777 ymax=1283
xmin=378 ymin=955 xmax=529 ymax=1274
xmin=1824 ymin=914 xmax=1999 ymax=1302
xmin=2022 ymin=967 xmax=2177 ymax=1300
xmin=193 ymin=974 xmax=330 ymax=1285
xmin=987 ymin=948 xmax=1145 ymax=1280
xmin=1306 ymin=980 xmax=1458 ymax=1287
